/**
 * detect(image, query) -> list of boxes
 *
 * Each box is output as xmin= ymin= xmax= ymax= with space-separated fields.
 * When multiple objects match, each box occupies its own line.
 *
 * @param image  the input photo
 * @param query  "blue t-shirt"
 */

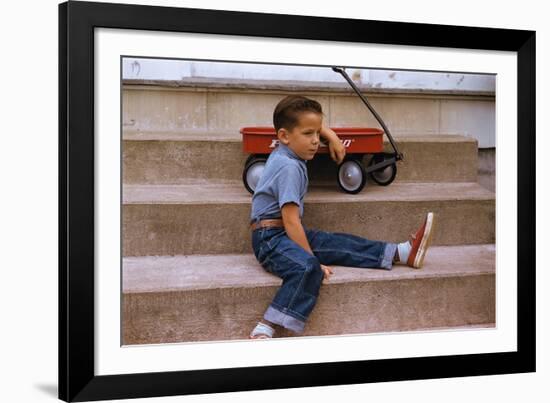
xmin=250 ymin=144 xmax=308 ymax=224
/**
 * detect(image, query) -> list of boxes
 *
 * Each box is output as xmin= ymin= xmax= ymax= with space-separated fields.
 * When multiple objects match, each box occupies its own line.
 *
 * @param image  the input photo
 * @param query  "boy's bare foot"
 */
xmin=407 ymin=212 xmax=435 ymax=269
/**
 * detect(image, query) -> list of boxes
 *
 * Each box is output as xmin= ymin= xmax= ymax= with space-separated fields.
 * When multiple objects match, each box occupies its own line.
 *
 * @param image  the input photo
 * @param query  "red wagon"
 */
xmin=241 ymin=66 xmax=404 ymax=195
xmin=241 ymin=126 xmax=398 ymax=194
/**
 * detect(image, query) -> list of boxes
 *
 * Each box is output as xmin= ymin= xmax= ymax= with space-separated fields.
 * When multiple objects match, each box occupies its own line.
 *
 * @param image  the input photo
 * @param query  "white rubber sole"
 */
xmin=412 ymin=212 xmax=435 ymax=269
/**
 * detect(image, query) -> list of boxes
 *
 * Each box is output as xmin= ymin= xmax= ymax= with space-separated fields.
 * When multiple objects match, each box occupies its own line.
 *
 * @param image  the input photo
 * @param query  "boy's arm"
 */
xmin=281 ymin=203 xmax=313 ymax=255
xmin=319 ymin=125 xmax=346 ymax=164
xmin=281 ymin=203 xmax=334 ymax=282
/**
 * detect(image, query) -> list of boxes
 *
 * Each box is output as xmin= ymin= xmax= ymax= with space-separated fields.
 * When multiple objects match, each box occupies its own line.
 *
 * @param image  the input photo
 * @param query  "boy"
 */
xmin=249 ymin=95 xmax=435 ymax=339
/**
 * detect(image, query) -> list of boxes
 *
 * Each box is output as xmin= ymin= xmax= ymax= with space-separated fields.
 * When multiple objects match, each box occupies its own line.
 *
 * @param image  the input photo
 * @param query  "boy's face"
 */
xmin=277 ymin=112 xmax=322 ymax=161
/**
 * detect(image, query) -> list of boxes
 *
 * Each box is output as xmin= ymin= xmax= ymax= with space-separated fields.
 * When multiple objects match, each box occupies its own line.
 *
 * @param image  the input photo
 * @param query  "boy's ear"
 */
xmin=277 ymin=129 xmax=290 ymax=145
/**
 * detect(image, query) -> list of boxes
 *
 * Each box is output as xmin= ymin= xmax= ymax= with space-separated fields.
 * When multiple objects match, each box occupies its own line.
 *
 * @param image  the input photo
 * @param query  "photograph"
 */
xmin=55 ymin=1 xmax=537 ymax=401
xmin=121 ymin=58 xmax=496 ymax=344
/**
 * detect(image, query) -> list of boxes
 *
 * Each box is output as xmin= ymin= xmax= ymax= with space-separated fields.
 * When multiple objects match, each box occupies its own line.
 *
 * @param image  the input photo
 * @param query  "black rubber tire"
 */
xmin=369 ymin=154 xmax=397 ymax=186
xmin=336 ymin=158 xmax=367 ymax=194
xmin=243 ymin=156 xmax=267 ymax=194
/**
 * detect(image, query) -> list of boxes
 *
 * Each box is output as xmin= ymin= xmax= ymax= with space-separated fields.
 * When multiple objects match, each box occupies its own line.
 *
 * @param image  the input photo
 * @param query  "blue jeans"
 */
xmin=251 ymin=226 xmax=397 ymax=333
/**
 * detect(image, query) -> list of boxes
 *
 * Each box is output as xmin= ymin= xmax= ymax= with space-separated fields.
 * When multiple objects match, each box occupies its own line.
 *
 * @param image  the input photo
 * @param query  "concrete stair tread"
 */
xmin=123 ymin=130 xmax=478 ymax=144
xmin=123 ymin=244 xmax=495 ymax=343
xmin=123 ymin=244 xmax=495 ymax=294
xmin=123 ymin=81 xmax=495 ymax=147
xmin=123 ymin=132 xmax=480 ymax=185
xmin=123 ymin=181 xmax=494 ymax=205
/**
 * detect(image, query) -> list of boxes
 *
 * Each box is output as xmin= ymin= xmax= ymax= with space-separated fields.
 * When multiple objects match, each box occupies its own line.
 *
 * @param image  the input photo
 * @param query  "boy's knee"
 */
xmin=288 ymin=255 xmax=321 ymax=276
xmin=305 ymin=255 xmax=321 ymax=272
xmin=303 ymin=255 xmax=323 ymax=294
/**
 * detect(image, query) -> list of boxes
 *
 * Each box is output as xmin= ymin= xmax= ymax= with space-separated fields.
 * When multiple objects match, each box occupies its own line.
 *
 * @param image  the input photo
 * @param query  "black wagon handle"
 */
xmin=332 ymin=66 xmax=404 ymax=161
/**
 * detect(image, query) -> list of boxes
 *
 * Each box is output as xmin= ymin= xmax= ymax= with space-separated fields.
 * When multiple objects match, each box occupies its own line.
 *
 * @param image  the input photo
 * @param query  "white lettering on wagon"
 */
xmin=269 ymin=139 xmax=354 ymax=148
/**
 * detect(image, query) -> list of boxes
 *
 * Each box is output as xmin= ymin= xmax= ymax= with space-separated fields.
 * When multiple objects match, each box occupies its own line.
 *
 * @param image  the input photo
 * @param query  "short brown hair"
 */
xmin=273 ymin=95 xmax=323 ymax=132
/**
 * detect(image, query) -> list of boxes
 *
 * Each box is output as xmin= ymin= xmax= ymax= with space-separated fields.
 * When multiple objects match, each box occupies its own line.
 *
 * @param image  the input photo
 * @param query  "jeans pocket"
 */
xmin=252 ymin=231 xmax=261 ymax=260
xmin=253 ymin=228 xmax=285 ymax=272
xmin=252 ymin=232 xmax=269 ymax=265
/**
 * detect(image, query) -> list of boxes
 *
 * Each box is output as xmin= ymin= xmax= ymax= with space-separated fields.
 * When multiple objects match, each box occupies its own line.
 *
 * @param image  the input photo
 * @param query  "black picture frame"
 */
xmin=59 ymin=1 xmax=536 ymax=401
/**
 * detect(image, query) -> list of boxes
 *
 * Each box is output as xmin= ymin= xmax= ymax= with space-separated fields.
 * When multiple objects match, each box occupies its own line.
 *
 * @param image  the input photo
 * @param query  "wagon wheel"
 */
xmin=337 ymin=158 xmax=367 ymax=194
xmin=369 ymin=154 xmax=397 ymax=186
xmin=243 ymin=155 xmax=267 ymax=194
xmin=244 ymin=154 xmax=257 ymax=167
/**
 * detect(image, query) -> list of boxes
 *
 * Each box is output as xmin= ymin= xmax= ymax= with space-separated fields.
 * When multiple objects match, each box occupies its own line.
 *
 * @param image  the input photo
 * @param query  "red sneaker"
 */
xmin=407 ymin=212 xmax=435 ymax=269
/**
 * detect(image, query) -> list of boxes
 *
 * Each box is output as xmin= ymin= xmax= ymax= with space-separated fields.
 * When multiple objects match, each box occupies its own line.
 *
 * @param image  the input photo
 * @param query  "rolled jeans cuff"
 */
xmin=380 ymin=243 xmax=397 ymax=269
xmin=264 ymin=305 xmax=306 ymax=334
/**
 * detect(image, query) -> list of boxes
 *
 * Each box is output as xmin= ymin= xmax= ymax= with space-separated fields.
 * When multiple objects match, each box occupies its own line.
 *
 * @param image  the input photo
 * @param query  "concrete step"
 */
xmin=122 ymin=133 xmax=478 ymax=184
xmin=122 ymin=181 xmax=495 ymax=256
xmin=122 ymin=244 xmax=495 ymax=344
xmin=122 ymin=82 xmax=495 ymax=147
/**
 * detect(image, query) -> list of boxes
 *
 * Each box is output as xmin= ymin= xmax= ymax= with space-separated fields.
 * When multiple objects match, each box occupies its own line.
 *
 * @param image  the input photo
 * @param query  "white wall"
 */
xmin=122 ymin=58 xmax=495 ymax=92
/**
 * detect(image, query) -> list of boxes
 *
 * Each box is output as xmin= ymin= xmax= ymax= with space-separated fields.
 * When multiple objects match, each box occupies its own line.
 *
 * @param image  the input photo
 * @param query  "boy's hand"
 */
xmin=320 ymin=264 xmax=334 ymax=284
xmin=319 ymin=125 xmax=346 ymax=164
xmin=328 ymin=140 xmax=346 ymax=165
